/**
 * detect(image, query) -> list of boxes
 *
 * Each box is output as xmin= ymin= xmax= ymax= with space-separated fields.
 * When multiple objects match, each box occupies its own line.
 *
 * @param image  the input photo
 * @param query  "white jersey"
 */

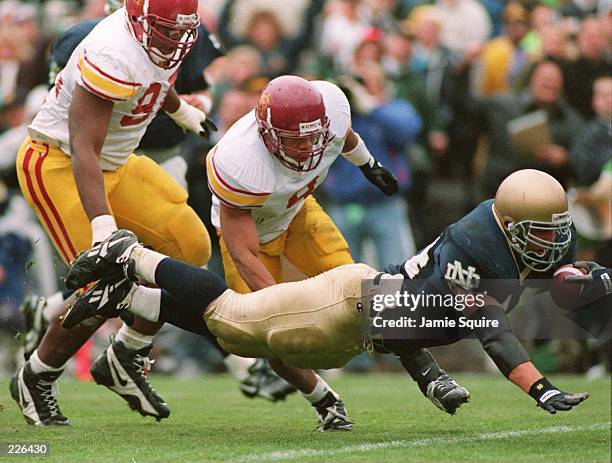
xmin=28 ymin=9 xmax=177 ymax=171
xmin=208 ymin=81 xmax=351 ymax=243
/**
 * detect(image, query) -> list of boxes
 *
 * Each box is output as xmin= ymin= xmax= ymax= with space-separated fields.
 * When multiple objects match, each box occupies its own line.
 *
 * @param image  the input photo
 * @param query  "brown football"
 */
xmin=551 ymin=265 xmax=587 ymax=306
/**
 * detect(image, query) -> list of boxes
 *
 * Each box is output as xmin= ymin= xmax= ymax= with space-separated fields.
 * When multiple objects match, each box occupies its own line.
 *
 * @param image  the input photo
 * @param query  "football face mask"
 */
xmin=126 ymin=0 xmax=199 ymax=69
xmin=264 ymin=119 xmax=332 ymax=172
xmin=506 ymin=212 xmax=573 ymax=272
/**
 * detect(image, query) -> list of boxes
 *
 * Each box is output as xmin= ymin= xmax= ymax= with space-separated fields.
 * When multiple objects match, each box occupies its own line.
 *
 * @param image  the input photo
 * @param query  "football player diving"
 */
xmin=17 ymin=0 xmax=295 ymax=421
xmin=61 ymin=169 xmax=608 ymax=425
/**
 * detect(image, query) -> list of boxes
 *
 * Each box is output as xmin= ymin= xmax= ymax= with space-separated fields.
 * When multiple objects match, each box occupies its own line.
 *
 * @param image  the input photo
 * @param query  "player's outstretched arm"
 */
xmin=341 ymin=128 xmax=398 ymax=196
xmin=220 ymin=204 xmax=277 ymax=291
xmin=509 ymin=362 xmax=589 ymax=414
xmin=68 ymin=85 xmax=116 ymax=244
xmin=473 ymin=305 xmax=589 ymax=414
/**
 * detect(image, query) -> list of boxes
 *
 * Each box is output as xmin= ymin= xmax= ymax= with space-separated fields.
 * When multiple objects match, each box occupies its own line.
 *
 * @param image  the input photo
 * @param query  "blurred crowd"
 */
xmin=0 ymin=0 xmax=610 ymax=377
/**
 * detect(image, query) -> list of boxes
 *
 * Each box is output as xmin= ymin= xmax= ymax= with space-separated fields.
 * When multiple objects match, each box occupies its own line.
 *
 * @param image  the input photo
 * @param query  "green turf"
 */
xmin=0 ymin=374 xmax=609 ymax=462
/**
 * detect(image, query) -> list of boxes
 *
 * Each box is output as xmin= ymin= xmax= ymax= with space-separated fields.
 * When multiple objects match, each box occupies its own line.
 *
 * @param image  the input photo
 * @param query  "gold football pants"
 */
xmin=219 ymin=195 xmax=354 ymax=293
xmin=16 ymin=136 xmax=210 ymax=266
xmin=204 ymin=263 xmax=379 ymax=369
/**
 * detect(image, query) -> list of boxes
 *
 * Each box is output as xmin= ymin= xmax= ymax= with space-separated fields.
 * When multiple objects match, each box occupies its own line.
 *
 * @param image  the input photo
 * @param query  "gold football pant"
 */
xmin=204 ymin=263 xmax=379 ymax=369
xmin=219 ymin=195 xmax=354 ymax=293
xmin=16 ymin=137 xmax=210 ymax=266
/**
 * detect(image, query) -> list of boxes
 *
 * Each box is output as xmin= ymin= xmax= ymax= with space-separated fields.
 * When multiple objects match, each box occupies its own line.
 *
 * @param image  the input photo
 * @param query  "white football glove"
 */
xmin=166 ymin=99 xmax=218 ymax=140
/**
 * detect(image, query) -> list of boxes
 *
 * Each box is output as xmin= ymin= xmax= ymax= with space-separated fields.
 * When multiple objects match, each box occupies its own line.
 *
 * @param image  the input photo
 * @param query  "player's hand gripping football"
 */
xmin=564 ymin=261 xmax=612 ymax=301
xmin=167 ymin=99 xmax=218 ymax=140
xmin=565 ymin=261 xmax=611 ymax=286
xmin=359 ymin=158 xmax=399 ymax=196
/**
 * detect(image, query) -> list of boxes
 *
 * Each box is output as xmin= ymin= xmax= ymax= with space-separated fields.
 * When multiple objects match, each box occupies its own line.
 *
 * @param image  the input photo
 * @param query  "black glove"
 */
xmin=565 ymin=261 xmax=612 ymax=298
xmin=199 ymin=118 xmax=218 ymax=140
xmin=529 ymin=377 xmax=589 ymax=414
xmin=359 ymin=158 xmax=399 ymax=196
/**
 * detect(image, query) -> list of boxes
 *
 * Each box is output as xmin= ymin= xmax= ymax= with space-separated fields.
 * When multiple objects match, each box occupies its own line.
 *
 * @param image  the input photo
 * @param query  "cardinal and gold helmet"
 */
xmin=255 ymin=76 xmax=333 ymax=172
xmin=493 ymin=169 xmax=572 ymax=272
xmin=125 ymin=0 xmax=200 ymax=69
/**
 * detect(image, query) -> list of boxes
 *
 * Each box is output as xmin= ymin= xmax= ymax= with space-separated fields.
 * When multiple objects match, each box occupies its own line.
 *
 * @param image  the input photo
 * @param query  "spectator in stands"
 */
xmin=476 ymin=2 xmax=530 ymax=96
xmin=320 ymin=0 xmax=374 ymax=72
xmin=217 ymin=0 xmax=325 ymax=77
xmin=481 ymin=59 xmax=584 ymax=196
xmin=560 ymin=0 xmax=602 ymax=19
xmin=435 ymin=0 xmax=492 ymax=56
xmin=539 ymin=24 xmax=570 ymax=62
xmin=325 ymin=62 xmax=421 ymax=267
xmin=571 ymin=76 xmax=612 ymax=187
xmin=562 ymin=16 xmax=611 ymax=119
xmin=13 ymin=3 xmax=53 ymax=97
xmin=351 ymin=28 xmax=385 ymax=72
xmin=520 ymin=4 xmax=558 ymax=59
xmin=210 ymin=45 xmax=263 ymax=114
xmin=479 ymin=0 xmax=505 ymax=37
xmin=409 ymin=7 xmax=453 ymax=156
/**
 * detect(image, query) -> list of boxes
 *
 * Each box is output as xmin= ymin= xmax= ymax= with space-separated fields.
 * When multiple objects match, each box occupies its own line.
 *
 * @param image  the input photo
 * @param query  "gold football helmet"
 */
xmin=493 ymin=169 xmax=572 ymax=272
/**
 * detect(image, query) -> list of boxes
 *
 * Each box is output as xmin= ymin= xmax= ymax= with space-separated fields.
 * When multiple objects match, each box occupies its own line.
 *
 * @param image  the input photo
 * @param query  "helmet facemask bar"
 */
xmin=258 ymin=112 xmax=333 ymax=172
xmin=506 ymin=212 xmax=572 ymax=272
xmin=138 ymin=13 xmax=199 ymax=69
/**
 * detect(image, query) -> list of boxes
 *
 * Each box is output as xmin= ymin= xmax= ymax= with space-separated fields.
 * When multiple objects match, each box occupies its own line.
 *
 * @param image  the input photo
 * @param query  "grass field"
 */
xmin=0 ymin=373 xmax=609 ymax=462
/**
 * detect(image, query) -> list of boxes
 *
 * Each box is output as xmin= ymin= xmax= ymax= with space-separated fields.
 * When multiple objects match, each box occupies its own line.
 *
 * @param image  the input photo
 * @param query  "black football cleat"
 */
xmin=10 ymin=363 xmax=70 ymax=426
xmin=426 ymin=373 xmax=470 ymax=415
xmin=312 ymin=391 xmax=353 ymax=432
xmin=90 ymin=338 xmax=170 ymax=421
xmin=239 ymin=359 xmax=297 ymax=402
xmin=61 ymin=274 xmax=136 ymax=329
xmin=66 ymin=229 xmax=139 ymax=290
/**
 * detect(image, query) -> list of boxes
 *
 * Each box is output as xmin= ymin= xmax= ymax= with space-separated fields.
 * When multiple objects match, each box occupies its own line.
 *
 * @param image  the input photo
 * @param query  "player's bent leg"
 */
xmin=237 ymin=358 xmax=297 ymax=402
xmin=268 ymin=359 xmax=353 ymax=432
xmin=384 ymin=340 xmax=470 ymax=415
xmin=89 ymin=336 xmax=169 ymax=421
xmin=109 ymin=155 xmax=211 ymax=267
xmin=11 ymin=293 xmax=102 ymax=426
xmin=20 ymin=290 xmax=69 ymax=360
xmin=283 ymin=195 xmax=354 ymax=277
xmin=12 ymin=294 xmax=97 ymax=426
xmin=101 ymin=157 xmax=212 ymax=415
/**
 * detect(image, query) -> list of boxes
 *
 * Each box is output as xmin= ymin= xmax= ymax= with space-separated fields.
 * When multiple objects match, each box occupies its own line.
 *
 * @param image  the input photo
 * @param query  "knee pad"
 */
xmin=164 ymin=206 xmax=211 ymax=266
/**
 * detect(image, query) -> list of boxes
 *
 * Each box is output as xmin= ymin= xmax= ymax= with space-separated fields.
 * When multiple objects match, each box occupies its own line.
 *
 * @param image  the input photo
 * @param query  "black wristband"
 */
xmin=528 ymin=377 xmax=560 ymax=403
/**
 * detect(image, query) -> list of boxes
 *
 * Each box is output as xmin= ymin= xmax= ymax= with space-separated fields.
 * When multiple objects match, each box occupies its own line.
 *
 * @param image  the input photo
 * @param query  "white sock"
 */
xmin=29 ymin=349 xmax=64 ymax=374
xmin=129 ymin=286 xmax=162 ymax=322
xmin=224 ymin=355 xmax=256 ymax=382
xmin=131 ymin=246 xmax=167 ymax=284
xmin=115 ymin=325 xmax=154 ymax=351
xmin=44 ymin=291 xmax=65 ymax=322
xmin=302 ymin=374 xmax=334 ymax=404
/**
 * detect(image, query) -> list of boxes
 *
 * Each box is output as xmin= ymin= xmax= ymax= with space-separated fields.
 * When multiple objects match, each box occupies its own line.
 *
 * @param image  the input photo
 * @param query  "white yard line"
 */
xmin=233 ymin=423 xmax=609 ymax=462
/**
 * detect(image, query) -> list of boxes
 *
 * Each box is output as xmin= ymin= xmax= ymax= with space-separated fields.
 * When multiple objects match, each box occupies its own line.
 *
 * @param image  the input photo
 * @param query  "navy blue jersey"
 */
xmin=387 ymin=199 xmax=577 ymax=310
xmin=50 ymin=18 xmax=224 ymax=150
